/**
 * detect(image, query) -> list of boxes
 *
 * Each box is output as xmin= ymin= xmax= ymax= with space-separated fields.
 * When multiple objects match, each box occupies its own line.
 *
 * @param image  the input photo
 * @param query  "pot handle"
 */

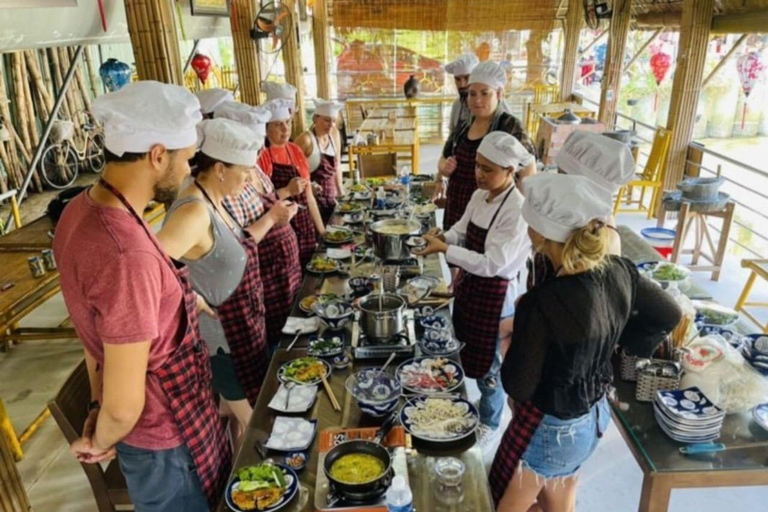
xmin=373 ymin=411 xmax=399 ymax=445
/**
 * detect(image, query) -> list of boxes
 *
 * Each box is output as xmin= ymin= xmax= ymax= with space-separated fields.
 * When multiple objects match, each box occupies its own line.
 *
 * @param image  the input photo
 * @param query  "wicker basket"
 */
xmin=50 ymin=120 xmax=74 ymax=143
xmin=635 ymin=363 xmax=682 ymax=402
xmin=620 ymin=350 xmax=640 ymax=381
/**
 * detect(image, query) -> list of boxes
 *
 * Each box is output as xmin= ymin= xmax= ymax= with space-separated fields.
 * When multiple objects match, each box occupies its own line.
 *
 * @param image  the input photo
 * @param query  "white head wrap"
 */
xmin=522 ymin=173 xmax=613 ymax=243
xmin=213 ymin=101 xmax=272 ymax=143
xmin=195 ymin=88 xmax=234 ymax=115
xmin=555 ymin=131 xmax=635 ymax=193
xmin=198 ymin=119 xmax=261 ymax=167
xmin=444 ymin=54 xmax=479 ymax=77
xmin=261 ymin=81 xmax=297 ymax=103
xmin=92 ymin=81 xmax=201 ymax=156
xmin=313 ymin=99 xmax=344 ymax=118
xmin=468 ymin=61 xmax=507 ymax=90
xmin=477 ymin=131 xmax=534 ymax=168
xmin=264 ymin=99 xmax=294 ymax=123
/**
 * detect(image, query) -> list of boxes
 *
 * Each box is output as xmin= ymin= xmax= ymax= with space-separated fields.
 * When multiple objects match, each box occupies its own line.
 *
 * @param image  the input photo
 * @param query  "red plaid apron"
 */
xmin=310 ymin=132 xmax=338 ymax=224
xmin=98 ymin=179 xmax=231 ymax=509
xmin=489 ymin=401 xmax=545 ymax=507
xmin=443 ymin=135 xmax=482 ymax=231
xmin=195 ymin=183 xmax=268 ymax=407
xmin=452 ymin=186 xmax=514 ymax=379
xmin=256 ymin=189 xmax=302 ymax=348
xmin=267 ymin=146 xmax=318 ymax=269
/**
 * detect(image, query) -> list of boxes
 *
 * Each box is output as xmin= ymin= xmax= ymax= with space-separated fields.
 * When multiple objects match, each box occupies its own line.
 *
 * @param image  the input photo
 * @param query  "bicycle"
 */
xmin=40 ymin=111 xmax=106 ymax=190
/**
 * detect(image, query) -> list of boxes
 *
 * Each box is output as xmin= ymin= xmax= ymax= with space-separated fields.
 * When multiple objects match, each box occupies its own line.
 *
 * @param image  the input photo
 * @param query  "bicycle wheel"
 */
xmin=87 ymin=133 xmax=106 ymax=173
xmin=41 ymin=143 xmax=79 ymax=189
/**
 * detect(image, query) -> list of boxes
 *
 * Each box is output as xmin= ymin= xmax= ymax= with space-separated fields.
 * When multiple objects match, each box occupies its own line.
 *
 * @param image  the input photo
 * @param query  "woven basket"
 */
xmin=620 ymin=350 xmax=640 ymax=381
xmin=50 ymin=120 xmax=74 ymax=143
xmin=635 ymin=364 xmax=681 ymax=402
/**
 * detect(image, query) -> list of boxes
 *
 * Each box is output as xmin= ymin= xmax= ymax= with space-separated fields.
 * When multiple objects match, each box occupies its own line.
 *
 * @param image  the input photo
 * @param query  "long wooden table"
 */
xmin=219 ymin=204 xmax=494 ymax=511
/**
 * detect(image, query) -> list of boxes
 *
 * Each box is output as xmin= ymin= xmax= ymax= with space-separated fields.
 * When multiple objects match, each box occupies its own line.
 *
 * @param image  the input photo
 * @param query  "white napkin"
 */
xmin=282 ymin=316 xmax=320 ymax=335
xmin=265 ymin=416 xmax=317 ymax=450
xmin=268 ymin=384 xmax=318 ymax=413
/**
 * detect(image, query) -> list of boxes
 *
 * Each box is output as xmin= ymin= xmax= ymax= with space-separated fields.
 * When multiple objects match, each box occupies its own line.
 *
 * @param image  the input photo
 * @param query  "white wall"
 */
xmin=0 ymin=0 xmax=231 ymax=50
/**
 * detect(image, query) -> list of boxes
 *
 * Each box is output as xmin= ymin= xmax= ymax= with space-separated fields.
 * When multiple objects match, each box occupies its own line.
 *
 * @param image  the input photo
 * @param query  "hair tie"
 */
xmin=591 ymin=219 xmax=606 ymax=235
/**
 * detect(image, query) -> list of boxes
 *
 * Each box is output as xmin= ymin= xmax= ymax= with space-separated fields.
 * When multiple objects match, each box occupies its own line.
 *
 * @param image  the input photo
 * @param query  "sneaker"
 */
xmin=475 ymin=423 xmax=500 ymax=449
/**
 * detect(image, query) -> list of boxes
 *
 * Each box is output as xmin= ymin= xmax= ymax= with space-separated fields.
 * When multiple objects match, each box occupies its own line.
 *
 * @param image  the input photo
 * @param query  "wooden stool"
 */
xmin=670 ymin=201 xmax=735 ymax=281
xmin=734 ymin=259 xmax=768 ymax=333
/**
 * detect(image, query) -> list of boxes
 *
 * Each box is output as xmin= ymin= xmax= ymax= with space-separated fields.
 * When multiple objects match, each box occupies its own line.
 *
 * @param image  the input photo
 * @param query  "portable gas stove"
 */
xmin=380 ymin=256 xmax=423 ymax=277
xmin=351 ymin=309 xmax=417 ymax=360
xmin=314 ymin=427 xmax=410 ymax=512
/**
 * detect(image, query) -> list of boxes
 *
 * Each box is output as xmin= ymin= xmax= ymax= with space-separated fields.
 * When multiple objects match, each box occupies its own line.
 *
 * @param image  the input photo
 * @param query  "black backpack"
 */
xmin=46 ymin=186 xmax=88 ymax=222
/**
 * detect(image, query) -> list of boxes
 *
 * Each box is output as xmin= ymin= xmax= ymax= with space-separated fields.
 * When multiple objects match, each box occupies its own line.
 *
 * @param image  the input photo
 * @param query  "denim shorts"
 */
xmin=520 ymin=396 xmax=611 ymax=479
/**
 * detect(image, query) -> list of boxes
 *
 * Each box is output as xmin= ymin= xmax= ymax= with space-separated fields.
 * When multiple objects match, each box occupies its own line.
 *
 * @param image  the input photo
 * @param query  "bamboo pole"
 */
xmin=69 ymin=46 xmax=91 ymax=110
xmin=12 ymin=53 xmax=33 ymax=159
xmin=125 ymin=0 xmax=182 ymax=84
xmin=312 ymin=0 xmax=331 ymax=100
xmin=560 ymin=0 xmax=582 ymax=101
xmin=49 ymin=48 xmax=72 ymax=120
xmin=0 ymin=142 xmax=10 ymax=193
xmin=622 ymin=28 xmax=664 ymax=74
xmin=0 ymin=58 xmax=22 ymax=188
xmin=702 ymin=34 xmax=747 ymax=88
xmin=598 ymin=0 xmax=632 ymax=129
xmin=21 ymin=59 xmax=43 ymax=192
xmin=282 ymin=0 xmax=306 ymax=136
xmin=24 ymin=50 xmax=54 ymax=120
xmin=230 ymin=0 xmax=263 ymax=105
xmin=84 ymin=46 xmax=99 ymax=98
xmin=662 ymin=0 xmax=715 ymax=204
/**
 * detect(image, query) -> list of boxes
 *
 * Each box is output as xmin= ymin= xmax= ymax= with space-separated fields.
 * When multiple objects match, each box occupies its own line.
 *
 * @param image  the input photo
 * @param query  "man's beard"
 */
xmin=153 ymin=160 xmax=180 ymax=205
xmin=458 ymin=89 xmax=468 ymax=100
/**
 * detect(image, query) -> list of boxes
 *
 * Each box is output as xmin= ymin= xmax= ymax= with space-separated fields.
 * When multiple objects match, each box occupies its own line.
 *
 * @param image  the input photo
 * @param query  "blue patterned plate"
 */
xmin=400 ymin=395 xmax=479 ymax=443
xmin=655 ymin=388 xmax=725 ymax=420
xmin=752 ymin=403 xmax=768 ymax=432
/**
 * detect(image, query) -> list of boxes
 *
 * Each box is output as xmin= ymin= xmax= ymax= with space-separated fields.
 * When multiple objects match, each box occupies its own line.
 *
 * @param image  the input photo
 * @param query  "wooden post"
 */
xmin=282 ymin=0 xmax=306 ymax=136
xmin=230 ymin=0 xmax=263 ymax=105
xmin=560 ymin=0 xmax=582 ymax=101
xmin=663 ymin=0 xmax=714 ymax=195
xmin=598 ymin=0 xmax=632 ymax=129
xmin=312 ymin=0 xmax=331 ymax=100
xmin=124 ymin=0 xmax=183 ymax=84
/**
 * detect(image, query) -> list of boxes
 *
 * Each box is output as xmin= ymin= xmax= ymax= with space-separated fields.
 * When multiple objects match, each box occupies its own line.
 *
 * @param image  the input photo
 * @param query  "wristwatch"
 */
xmin=87 ymin=400 xmax=101 ymax=413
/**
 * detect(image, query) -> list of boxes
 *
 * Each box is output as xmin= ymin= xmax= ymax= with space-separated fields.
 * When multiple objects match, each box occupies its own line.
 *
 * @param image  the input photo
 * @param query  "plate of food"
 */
xmin=638 ymin=261 xmax=691 ymax=283
xmin=693 ymin=300 xmax=740 ymax=328
xmin=349 ymin=183 xmax=369 ymax=193
xmin=306 ymin=257 xmax=340 ymax=274
xmin=299 ymin=293 xmax=338 ymax=314
xmin=400 ymin=395 xmax=479 ymax=443
xmin=342 ymin=212 xmax=364 ymax=224
xmin=366 ymin=177 xmax=387 ymax=187
xmin=307 ymin=335 xmax=345 ymax=357
xmin=412 ymin=203 xmax=437 ymax=217
xmin=226 ymin=462 xmax=298 ymax=511
xmin=324 ymin=227 xmax=355 ymax=245
xmin=338 ymin=202 xmax=364 ymax=214
xmin=277 ymin=357 xmax=331 ymax=386
xmin=396 ymin=357 xmax=464 ymax=394
xmin=353 ymin=191 xmax=373 ymax=201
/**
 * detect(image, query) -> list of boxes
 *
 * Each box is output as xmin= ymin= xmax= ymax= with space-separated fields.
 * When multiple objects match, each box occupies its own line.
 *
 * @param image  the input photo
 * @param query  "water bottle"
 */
xmin=376 ymin=187 xmax=387 ymax=209
xmin=386 ymin=475 xmax=413 ymax=512
xmin=400 ymin=165 xmax=411 ymax=195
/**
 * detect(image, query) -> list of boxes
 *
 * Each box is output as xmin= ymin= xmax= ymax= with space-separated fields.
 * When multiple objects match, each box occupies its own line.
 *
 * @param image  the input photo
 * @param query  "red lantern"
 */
xmin=650 ymin=51 xmax=672 ymax=86
xmin=191 ymin=53 xmax=212 ymax=84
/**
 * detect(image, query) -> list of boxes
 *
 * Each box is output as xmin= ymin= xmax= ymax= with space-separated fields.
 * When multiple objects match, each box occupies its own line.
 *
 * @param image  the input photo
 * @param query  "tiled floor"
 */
xmin=1 ymin=144 xmax=766 ymax=511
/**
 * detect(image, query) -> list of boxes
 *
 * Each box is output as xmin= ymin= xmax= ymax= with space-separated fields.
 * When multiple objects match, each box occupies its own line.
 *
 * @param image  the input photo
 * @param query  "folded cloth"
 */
xmin=265 ymin=416 xmax=317 ymax=451
xmin=282 ymin=316 xmax=321 ymax=335
xmin=268 ymin=384 xmax=318 ymax=413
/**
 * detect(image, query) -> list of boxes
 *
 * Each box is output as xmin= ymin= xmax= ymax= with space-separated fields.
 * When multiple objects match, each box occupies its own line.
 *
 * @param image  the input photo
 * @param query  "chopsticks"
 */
xmin=321 ymin=374 xmax=341 ymax=411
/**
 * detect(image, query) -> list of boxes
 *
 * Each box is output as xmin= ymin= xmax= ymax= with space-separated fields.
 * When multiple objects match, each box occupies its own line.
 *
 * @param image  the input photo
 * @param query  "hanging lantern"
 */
xmin=476 ymin=42 xmax=491 ymax=62
xmin=191 ymin=53 xmax=212 ymax=84
xmin=98 ymin=58 xmax=131 ymax=92
xmin=737 ymin=51 xmax=765 ymax=129
xmin=650 ymin=51 xmax=672 ymax=86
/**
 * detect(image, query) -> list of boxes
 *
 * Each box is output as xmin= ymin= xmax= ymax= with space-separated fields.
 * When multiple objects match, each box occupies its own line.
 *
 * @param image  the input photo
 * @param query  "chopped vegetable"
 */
xmin=653 ymin=263 xmax=688 ymax=281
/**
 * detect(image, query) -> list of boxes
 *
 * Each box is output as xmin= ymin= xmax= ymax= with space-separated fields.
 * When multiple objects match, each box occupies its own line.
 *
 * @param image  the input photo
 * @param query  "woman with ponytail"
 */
xmin=490 ymin=173 xmax=682 ymax=512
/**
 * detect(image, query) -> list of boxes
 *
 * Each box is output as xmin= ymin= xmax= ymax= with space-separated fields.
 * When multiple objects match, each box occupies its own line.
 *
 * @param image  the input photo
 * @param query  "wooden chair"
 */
xmin=358 ymin=153 xmax=398 ymax=179
xmin=525 ymin=84 xmax=561 ymax=138
xmin=734 ymin=259 xmax=768 ymax=333
xmin=0 ymin=403 xmax=29 ymax=512
xmin=48 ymin=361 xmax=133 ymax=512
xmin=613 ymin=127 xmax=673 ymax=219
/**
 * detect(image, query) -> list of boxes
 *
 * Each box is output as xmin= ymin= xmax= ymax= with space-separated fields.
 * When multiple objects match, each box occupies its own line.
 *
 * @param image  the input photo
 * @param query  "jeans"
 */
xmin=478 ymin=300 xmax=516 ymax=430
xmin=117 ymin=442 xmax=209 ymax=512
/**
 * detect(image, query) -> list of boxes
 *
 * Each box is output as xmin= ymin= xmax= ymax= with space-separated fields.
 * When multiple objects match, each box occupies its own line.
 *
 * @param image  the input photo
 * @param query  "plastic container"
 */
xmin=640 ymin=227 xmax=676 ymax=259
xmin=386 ymin=475 xmax=413 ymax=512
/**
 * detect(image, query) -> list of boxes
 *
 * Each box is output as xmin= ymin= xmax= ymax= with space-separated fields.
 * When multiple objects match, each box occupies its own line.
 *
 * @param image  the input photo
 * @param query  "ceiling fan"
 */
xmin=583 ymin=0 xmax=613 ymax=30
xmin=250 ymin=0 xmax=293 ymax=54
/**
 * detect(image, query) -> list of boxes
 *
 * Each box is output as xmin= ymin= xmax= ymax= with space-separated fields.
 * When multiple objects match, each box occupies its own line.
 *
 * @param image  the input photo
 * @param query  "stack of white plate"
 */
xmin=654 ymin=387 xmax=725 ymax=443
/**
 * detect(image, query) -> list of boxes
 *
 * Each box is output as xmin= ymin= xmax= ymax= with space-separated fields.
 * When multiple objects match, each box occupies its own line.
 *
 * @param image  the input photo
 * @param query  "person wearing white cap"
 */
xmin=295 ymin=99 xmax=345 ymax=223
xmin=262 ymin=80 xmax=297 ymax=106
xmin=416 ymin=132 xmax=533 ymax=446
xmin=489 ymin=173 xmax=681 ymax=512
xmin=444 ymin=53 xmax=479 ymax=133
xmin=52 ymin=81 xmax=229 ymax=511
xmin=195 ymin=88 xmax=234 ymax=118
xmin=213 ymin=100 xmax=271 ymax=139
xmin=526 ymin=131 xmax=635 ymax=288
xmin=156 ymin=118 xmax=274 ymax=446
xmin=436 ymin=60 xmax=536 ymax=234
xmin=259 ymin=98 xmax=325 ymax=269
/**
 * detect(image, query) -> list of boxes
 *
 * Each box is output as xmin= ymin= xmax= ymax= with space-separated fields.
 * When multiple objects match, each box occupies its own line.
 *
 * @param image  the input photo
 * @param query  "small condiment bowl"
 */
xmin=283 ymin=451 xmax=308 ymax=472
xmin=434 ymin=457 xmax=465 ymax=488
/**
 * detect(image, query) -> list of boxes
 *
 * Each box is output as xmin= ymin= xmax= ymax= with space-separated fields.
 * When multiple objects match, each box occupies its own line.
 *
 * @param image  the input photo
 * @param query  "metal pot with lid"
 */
xmin=556 ymin=109 xmax=581 ymax=125
xmin=357 ymin=292 xmax=407 ymax=342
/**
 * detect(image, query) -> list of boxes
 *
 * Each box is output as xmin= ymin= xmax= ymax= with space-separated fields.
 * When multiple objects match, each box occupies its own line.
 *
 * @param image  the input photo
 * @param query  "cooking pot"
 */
xmin=677 ymin=177 xmax=724 ymax=202
xmin=369 ymin=219 xmax=421 ymax=261
xmin=556 ymin=109 xmax=581 ymax=125
xmin=357 ymin=292 xmax=406 ymax=342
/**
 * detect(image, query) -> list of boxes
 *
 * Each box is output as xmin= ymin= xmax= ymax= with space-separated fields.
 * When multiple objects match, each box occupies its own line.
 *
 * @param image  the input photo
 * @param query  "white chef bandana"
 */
xmin=198 ymin=118 xmax=261 ymax=167
xmin=93 ymin=81 xmax=201 ymax=157
xmin=195 ymin=88 xmax=234 ymax=115
xmin=555 ymin=131 xmax=635 ymax=193
xmin=264 ymin=99 xmax=293 ymax=123
xmin=522 ymin=173 xmax=613 ymax=243
xmin=477 ymin=131 xmax=534 ymax=168
xmin=468 ymin=61 xmax=507 ymax=90
xmin=262 ymin=81 xmax=297 ymax=103
xmin=314 ymin=99 xmax=344 ymax=118
xmin=444 ymin=53 xmax=479 ymax=77
xmin=213 ymin=101 xmax=272 ymax=142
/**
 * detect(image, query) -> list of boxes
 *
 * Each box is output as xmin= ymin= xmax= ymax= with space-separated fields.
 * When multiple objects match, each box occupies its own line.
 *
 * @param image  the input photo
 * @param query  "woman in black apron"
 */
xmin=491 ymin=173 xmax=681 ymax=512
xmin=417 ymin=132 xmax=533 ymax=447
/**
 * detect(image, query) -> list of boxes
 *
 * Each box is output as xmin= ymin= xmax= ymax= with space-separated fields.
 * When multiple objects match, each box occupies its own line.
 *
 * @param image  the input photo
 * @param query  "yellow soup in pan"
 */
xmin=329 ymin=454 xmax=386 ymax=484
